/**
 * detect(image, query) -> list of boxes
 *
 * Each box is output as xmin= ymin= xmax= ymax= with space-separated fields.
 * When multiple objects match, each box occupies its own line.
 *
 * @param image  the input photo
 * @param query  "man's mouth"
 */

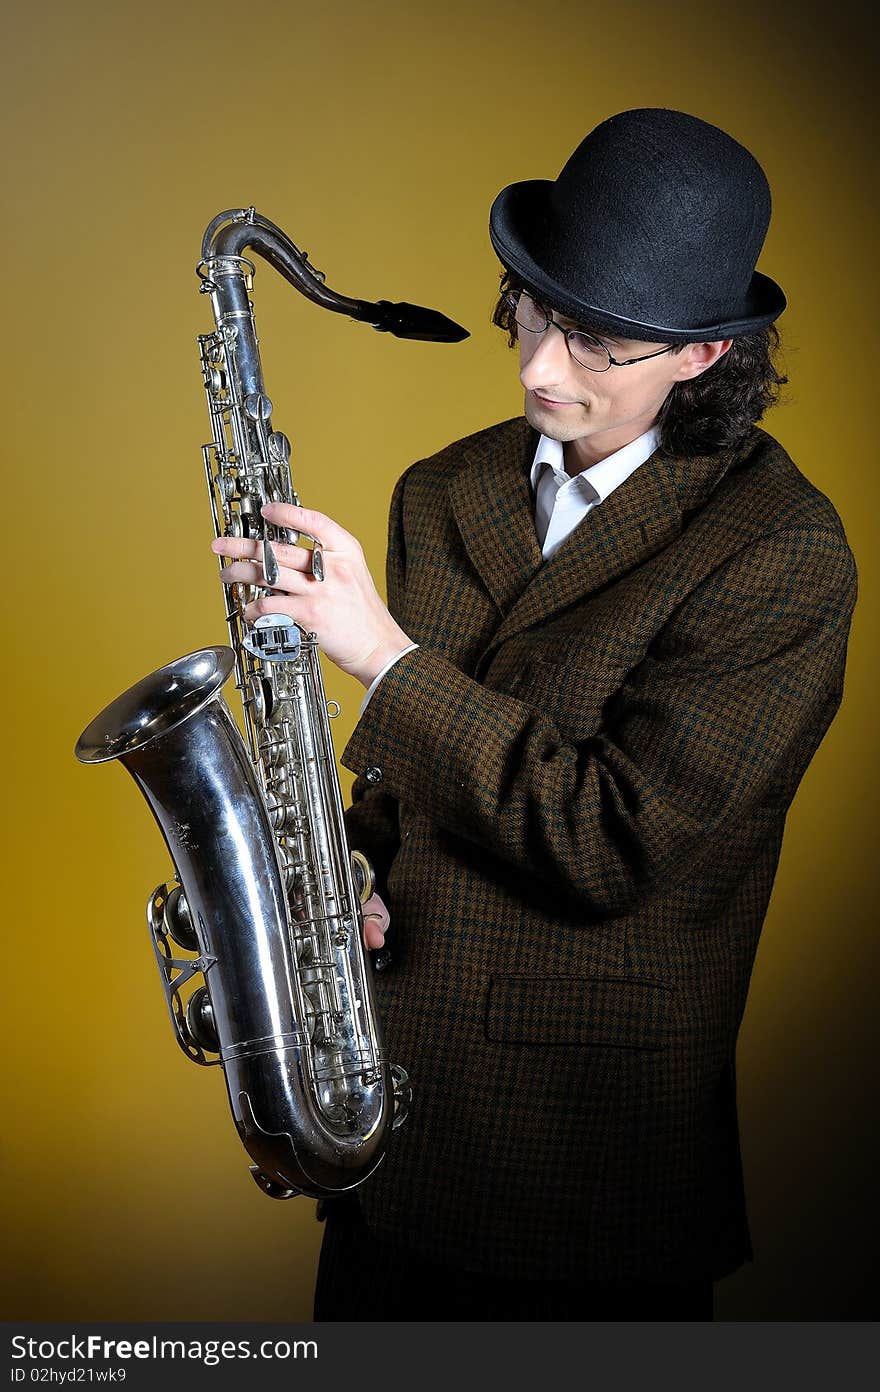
xmin=532 ymin=391 xmax=578 ymax=408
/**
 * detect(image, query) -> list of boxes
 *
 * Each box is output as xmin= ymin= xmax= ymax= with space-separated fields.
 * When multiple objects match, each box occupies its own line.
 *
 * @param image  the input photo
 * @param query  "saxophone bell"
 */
xmin=76 ymin=647 xmax=395 ymax=1198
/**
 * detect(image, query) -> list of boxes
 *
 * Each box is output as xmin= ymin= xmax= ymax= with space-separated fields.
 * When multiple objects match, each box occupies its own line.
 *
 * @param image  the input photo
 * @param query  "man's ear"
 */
xmin=674 ymin=339 xmax=733 ymax=381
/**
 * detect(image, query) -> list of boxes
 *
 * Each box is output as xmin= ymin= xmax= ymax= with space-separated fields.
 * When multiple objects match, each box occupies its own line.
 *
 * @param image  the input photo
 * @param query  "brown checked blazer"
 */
xmin=341 ymin=415 xmax=857 ymax=1284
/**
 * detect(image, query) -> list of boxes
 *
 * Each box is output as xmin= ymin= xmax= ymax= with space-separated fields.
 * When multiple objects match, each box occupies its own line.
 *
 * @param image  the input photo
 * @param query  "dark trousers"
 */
xmin=313 ymin=1198 xmax=714 ymax=1321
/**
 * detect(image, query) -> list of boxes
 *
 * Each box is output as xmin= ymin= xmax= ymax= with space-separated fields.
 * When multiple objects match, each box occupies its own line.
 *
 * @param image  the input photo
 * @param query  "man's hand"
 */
xmin=211 ymin=502 xmax=413 ymax=688
xmin=361 ymin=892 xmax=390 ymax=950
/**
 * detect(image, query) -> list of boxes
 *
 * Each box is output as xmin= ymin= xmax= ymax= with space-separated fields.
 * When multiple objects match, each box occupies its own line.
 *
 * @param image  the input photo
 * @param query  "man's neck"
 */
xmin=563 ymin=421 xmax=658 ymax=476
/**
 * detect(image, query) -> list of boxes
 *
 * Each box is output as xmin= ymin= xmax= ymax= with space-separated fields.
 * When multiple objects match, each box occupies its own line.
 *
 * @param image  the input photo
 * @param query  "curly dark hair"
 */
xmin=492 ymin=271 xmax=788 ymax=457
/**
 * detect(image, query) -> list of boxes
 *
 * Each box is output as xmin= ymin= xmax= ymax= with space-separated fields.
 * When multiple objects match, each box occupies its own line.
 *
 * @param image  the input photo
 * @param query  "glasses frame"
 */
xmin=504 ymin=289 xmax=676 ymax=373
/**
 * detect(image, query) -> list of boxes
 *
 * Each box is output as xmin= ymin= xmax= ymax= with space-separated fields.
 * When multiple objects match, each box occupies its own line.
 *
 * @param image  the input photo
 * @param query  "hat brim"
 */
xmin=489 ymin=181 xmax=786 ymax=343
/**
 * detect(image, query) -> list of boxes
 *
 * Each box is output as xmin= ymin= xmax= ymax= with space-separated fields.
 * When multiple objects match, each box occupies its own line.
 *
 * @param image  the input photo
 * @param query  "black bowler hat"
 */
xmin=489 ymin=108 xmax=786 ymax=343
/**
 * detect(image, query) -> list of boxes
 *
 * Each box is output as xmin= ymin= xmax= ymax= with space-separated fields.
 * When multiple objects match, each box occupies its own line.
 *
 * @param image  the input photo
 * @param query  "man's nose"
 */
xmin=520 ymin=323 xmax=571 ymax=388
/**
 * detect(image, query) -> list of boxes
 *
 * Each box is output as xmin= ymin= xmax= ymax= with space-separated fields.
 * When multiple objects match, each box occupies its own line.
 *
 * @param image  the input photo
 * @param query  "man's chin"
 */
xmin=524 ymin=394 xmax=587 ymax=440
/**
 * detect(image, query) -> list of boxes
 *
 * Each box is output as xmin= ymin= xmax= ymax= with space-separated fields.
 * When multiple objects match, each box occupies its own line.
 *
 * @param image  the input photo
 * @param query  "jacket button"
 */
xmin=373 ymin=948 xmax=393 ymax=972
xmin=365 ymin=766 xmax=383 ymax=785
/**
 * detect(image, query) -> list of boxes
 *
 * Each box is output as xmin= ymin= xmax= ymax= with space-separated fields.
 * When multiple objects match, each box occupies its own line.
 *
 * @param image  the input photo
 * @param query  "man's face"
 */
xmin=517 ymin=300 xmax=730 ymax=466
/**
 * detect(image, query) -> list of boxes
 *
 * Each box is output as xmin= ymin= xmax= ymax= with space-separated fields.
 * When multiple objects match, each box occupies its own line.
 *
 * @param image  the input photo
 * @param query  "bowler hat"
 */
xmin=489 ymin=108 xmax=786 ymax=343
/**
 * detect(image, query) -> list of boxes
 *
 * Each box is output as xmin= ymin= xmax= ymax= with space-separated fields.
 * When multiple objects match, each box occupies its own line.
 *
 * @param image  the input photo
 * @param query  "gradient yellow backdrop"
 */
xmin=2 ymin=0 xmax=875 ymax=1322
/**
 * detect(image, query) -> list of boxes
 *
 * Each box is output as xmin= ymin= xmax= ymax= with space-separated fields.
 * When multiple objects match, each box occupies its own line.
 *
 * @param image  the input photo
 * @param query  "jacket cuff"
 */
xmin=341 ymin=646 xmax=525 ymax=825
xmin=359 ymin=643 xmax=420 ymax=715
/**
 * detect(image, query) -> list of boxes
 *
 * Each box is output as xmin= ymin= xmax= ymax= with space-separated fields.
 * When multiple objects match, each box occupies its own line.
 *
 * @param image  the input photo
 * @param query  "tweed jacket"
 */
xmin=341 ymin=416 xmax=857 ymax=1284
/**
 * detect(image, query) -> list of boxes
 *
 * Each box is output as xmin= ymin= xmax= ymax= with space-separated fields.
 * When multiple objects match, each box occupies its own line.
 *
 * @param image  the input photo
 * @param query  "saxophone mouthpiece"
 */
xmin=369 ymin=300 xmax=469 ymax=342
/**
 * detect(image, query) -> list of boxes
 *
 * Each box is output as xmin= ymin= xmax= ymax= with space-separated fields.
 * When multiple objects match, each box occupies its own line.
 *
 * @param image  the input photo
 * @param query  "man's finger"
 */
xmin=243 ymin=593 xmax=303 ymax=626
xmin=218 ymin=559 xmax=261 ymax=586
xmin=362 ymin=913 xmax=387 ymax=950
xmin=220 ymin=558 xmax=313 ymax=593
xmin=361 ymin=891 xmax=390 ymax=951
xmin=212 ymin=535 xmax=313 ymax=569
xmin=261 ymin=501 xmax=354 ymax=549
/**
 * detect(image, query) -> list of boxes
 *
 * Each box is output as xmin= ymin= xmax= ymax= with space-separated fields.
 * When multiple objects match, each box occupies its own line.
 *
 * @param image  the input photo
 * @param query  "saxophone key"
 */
xmin=268 ymin=431 xmax=291 ymax=464
xmin=162 ymin=883 xmax=199 ymax=952
xmin=248 ymin=672 xmax=273 ymax=724
xmin=184 ymin=985 xmax=219 ymax=1054
xmin=244 ymin=391 xmax=273 ymax=421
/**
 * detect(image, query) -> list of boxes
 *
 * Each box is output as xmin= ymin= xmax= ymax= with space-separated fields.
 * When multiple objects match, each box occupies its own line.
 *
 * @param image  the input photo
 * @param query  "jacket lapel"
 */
xmin=448 ymin=414 xmax=747 ymax=655
xmin=448 ymin=417 xmax=544 ymax=614
xmin=489 ymin=445 xmax=683 ymax=648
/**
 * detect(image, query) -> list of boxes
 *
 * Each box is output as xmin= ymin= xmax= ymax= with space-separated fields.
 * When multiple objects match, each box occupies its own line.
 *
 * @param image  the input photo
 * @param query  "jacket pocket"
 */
xmin=485 ymin=973 xmax=673 ymax=1050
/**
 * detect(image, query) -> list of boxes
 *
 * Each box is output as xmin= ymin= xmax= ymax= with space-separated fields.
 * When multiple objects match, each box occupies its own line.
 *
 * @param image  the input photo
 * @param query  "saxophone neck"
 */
xmin=201 ymin=207 xmax=364 ymax=319
xmin=200 ymin=207 xmax=469 ymax=342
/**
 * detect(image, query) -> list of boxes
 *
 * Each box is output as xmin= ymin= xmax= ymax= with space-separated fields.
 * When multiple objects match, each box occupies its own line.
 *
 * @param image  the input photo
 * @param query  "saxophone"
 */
xmin=75 ymin=208 xmax=467 ymax=1199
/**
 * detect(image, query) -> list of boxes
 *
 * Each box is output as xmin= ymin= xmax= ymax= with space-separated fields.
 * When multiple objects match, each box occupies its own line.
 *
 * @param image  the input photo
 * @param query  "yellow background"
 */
xmin=2 ymin=0 xmax=875 ymax=1321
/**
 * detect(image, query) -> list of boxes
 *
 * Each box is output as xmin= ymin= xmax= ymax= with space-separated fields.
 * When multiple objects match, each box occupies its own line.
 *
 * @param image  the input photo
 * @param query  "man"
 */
xmin=212 ymin=109 xmax=857 ymax=1319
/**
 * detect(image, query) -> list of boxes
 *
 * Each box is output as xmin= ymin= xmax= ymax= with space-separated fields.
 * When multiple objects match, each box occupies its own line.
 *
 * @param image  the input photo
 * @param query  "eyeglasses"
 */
xmin=504 ymin=289 xmax=676 ymax=373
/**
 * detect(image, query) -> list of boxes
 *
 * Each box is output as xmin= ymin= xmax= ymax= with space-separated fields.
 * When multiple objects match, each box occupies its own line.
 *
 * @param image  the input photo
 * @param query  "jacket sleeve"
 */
xmin=342 ymin=524 xmax=857 ymax=918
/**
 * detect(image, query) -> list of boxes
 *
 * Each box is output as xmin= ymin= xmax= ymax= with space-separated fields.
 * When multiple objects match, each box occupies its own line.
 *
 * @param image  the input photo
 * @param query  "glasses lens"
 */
xmin=511 ymin=292 xmax=549 ymax=333
xmin=568 ymin=333 xmax=612 ymax=372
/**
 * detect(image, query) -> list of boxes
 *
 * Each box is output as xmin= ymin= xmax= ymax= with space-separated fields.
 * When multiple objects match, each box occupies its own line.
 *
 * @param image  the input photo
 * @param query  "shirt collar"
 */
xmin=529 ymin=425 xmax=661 ymax=502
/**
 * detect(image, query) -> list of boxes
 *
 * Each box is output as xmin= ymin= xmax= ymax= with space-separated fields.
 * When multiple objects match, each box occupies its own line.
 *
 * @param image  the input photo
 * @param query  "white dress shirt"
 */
xmin=360 ymin=424 xmax=660 ymax=711
xmin=531 ymin=425 xmax=660 ymax=559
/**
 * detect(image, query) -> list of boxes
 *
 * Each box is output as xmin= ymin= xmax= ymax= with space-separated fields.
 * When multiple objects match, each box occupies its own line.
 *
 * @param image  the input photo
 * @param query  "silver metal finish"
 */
xmin=77 ymin=649 xmax=393 ymax=1194
xmin=72 ymin=209 xmax=452 ymax=1198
